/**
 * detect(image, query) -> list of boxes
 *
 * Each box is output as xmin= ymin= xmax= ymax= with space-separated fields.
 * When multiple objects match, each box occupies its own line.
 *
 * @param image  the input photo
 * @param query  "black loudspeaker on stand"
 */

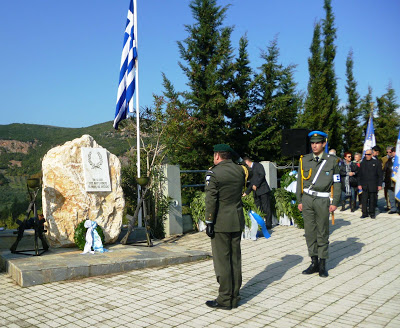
xmin=281 ymin=129 xmax=310 ymax=157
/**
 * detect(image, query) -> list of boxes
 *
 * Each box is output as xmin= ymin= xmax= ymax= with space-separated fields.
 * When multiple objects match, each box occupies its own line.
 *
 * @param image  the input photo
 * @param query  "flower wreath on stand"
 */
xmin=74 ymin=220 xmax=107 ymax=253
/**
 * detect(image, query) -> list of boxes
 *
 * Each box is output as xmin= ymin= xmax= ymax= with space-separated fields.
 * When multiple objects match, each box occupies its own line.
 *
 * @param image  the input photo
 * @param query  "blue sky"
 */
xmin=1 ymin=0 xmax=399 ymax=128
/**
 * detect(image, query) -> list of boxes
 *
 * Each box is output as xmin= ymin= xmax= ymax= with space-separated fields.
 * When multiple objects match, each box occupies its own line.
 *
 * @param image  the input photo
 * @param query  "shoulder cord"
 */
xmin=241 ymin=165 xmax=249 ymax=192
xmin=300 ymin=155 xmax=312 ymax=194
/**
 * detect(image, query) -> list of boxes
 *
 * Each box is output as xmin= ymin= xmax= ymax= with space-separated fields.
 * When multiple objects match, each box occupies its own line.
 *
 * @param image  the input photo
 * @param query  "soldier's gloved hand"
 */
xmin=206 ymin=223 xmax=215 ymax=238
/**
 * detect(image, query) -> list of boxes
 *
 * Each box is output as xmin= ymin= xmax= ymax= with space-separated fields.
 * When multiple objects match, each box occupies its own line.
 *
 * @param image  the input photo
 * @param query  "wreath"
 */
xmin=88 ymin=151 xmax=103 ymax=169
xmin=74 ymin=220 xmax=105 ymax=251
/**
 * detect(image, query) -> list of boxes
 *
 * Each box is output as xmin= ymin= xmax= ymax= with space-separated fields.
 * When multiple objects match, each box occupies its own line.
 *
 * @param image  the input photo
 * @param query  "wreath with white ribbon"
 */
xmin=74 ymin=220 xmax=106 ymax=252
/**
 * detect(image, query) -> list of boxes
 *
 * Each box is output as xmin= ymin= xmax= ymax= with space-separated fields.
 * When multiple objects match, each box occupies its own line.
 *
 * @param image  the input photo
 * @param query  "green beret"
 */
xmin=213 ymin=144 xmax=233 ymax=152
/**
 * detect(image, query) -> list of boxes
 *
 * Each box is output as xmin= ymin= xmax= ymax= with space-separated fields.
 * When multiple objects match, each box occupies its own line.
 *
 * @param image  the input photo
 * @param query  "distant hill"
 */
xmin=0 ymin=121 xmax=133 ymax=175
xmin=0 ymin=121 xmax=135 ymax=212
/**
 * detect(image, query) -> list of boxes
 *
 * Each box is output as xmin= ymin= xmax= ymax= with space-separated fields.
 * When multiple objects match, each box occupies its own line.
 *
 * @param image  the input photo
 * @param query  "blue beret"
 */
xmin=308 ymin=131 xmax=328 ymax=142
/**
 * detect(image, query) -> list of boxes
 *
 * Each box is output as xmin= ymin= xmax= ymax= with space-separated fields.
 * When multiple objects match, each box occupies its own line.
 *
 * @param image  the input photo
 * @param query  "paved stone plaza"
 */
xmin=1 ymin=204 xmax=399 ymax=327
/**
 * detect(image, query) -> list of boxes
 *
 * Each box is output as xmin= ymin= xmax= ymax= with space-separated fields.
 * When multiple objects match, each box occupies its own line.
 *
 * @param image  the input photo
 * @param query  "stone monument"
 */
xmin=42 ymin=135 xmax=124 ymax=247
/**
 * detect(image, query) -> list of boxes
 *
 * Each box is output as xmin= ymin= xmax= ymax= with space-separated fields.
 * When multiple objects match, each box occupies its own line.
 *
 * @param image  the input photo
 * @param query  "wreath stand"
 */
xmin=10 ymin=178 xmax=49 ymax=256
xmin=120 ymin=177 xmax=153 ymax=247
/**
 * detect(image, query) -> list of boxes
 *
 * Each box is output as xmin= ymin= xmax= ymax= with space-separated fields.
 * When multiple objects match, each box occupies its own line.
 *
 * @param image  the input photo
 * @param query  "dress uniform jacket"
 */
xmin=296 ymin=153 xmax=341 ymax=206
xmin=204 ymin=158 xmax=246 ymax=308
xmin=205 ymin=159 xmax=246 ymax=232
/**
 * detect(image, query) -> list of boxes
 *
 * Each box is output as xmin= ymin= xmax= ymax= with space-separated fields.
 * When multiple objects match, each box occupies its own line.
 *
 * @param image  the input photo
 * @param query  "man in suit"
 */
xmin=204 ymin=144 xmax=247 ymax=310
xmin=242 ymin=157 xmax=272 ymax=229
xmin=357 ymin=149 xmax=383 ymax=219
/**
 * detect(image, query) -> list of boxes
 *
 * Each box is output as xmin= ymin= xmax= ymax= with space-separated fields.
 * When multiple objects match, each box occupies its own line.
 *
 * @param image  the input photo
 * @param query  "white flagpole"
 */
xmin=134 ymin=0 xmax=142 ymax=227
xmin=134 ymin=0 xmax=140 ymax=179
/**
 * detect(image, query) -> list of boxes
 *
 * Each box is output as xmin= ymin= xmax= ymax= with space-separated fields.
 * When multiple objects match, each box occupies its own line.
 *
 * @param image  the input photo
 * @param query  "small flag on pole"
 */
xmin=392 ymin=128 xmax=400 ymax=201
xmin=114 ymin=0 xmax=137 ymax=129
xmin=362 ymin=114 xmax=376 ymax=159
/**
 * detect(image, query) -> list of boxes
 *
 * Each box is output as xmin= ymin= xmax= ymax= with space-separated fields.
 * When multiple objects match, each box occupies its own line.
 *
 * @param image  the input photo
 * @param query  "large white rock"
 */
xmin=42 ymin=135 xmax=125 ymax=247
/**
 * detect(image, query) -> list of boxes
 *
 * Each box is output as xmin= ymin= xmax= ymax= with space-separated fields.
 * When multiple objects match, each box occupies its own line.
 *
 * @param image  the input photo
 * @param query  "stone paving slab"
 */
xmin=0 ymin=242 xmax=210 ymax=287
xmin=0 ymin=193 xmax=399 ymax=327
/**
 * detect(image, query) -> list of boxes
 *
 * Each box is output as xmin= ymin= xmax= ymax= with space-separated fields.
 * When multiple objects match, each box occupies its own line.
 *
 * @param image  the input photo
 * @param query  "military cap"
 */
xmin=213 ymin=144 xmax=233 ymax=152
xmin=308 ymin=130 xmax=328 ymax=143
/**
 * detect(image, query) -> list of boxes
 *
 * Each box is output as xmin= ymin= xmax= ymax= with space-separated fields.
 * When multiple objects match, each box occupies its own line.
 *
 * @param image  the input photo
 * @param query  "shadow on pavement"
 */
xmin=240 ymin=254 xmax=303 ymax=305
xmin=330 ymin=218 xmax=351 ymax=233
xmin=328 ymin=237 xmax=365 ymax=269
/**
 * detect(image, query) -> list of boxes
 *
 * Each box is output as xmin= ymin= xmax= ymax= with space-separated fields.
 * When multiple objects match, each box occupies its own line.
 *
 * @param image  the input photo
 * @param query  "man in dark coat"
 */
xmin=204 ymin=144 xmax=247 ymax=310
xmin=357 ymin=149 xmax=383 ymax=219
xmin=242 ymin=157 xmax=272 ymax=229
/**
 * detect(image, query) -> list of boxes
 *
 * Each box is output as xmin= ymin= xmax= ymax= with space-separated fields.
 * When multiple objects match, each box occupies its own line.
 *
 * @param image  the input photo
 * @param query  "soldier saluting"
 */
xmin=296 ymin=131 xmax=341 ymax=277
xmin=204 ymin=144 xmax=248 ymax=310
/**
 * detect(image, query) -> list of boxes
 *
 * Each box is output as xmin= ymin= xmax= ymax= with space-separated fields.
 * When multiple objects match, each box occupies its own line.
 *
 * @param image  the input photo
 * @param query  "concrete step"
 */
xmin=0 ymin=241 xmax=210 ymax=287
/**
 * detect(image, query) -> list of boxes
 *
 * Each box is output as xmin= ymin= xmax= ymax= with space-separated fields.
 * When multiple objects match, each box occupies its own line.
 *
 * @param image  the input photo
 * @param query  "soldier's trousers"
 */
xmin=211 ymin=231 xmax=242 ymax=307
xmin=302 ymin=193 xmax=330 ymax=259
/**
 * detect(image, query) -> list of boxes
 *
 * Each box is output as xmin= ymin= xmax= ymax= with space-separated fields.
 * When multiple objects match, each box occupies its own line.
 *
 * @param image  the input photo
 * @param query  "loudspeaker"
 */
xmin=281 ymin=129 xmax=309 ymax=157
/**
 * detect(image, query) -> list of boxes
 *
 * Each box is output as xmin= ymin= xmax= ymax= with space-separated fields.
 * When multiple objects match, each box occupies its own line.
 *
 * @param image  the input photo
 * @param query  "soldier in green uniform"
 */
xmin=204 ymin=144 xmax=248 ymax=310
xmin=296 ymin=131 xmax=341 ymax=277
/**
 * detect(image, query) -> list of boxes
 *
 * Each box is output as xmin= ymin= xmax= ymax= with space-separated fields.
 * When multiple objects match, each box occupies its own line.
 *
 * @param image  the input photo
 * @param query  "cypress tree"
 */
xmin=299 ymin=21 xmax=328 ymax=130
xmin=226 ymin=35 xmax=252 ymax=155
xmin=360 ymin=86 xmax=374 ymax=137
xmin=321 ymin=0 xmax=342 ymax=151
xmin=343 ymin=49 xmax=362 ymax=153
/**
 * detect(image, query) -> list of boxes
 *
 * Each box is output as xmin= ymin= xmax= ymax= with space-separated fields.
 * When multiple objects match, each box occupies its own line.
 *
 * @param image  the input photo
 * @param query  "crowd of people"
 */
xmin=335 ymin=145 xmax=399 ymax=217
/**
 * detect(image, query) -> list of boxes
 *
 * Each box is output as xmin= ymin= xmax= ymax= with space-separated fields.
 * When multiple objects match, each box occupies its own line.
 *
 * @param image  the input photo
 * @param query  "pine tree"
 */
xmin=375 ymin=83 xmax=400 ymax=151
xmin=343 ymin=49 xmax=362 ymax=153
xmin=321 ymin=0 xmax=342 ymax=151
xmin=163 ymin=0 xmax=234 ymax=169
xmin=249 ymin=38 xmax=301 ymax=161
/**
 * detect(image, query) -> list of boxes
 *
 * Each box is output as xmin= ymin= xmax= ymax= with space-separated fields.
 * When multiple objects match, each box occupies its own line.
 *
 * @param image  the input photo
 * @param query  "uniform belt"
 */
xmin=303 ymin=189 xmax=330 ymax=198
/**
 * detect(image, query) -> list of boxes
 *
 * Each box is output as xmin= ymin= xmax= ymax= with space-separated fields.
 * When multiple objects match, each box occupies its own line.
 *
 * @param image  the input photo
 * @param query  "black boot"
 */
xmin=340 ymin=200 xmax=346 ymax=211
xmin=351 ymin=199 xmax=356 ymax=212
xmin=319 ymin=259 xmax=328 ymax=277
xmin=302 ymin=256 xmax=319 ymax=274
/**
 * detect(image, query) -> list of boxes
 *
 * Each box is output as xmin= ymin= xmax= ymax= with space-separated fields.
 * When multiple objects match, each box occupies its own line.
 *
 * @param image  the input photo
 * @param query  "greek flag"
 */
xmin=392 ymin=128 xmax=400 ymax=201
xmin=362 ymin=114 xmax=376 ymax=159
xmin=114 ymin=0 xmax=137 ymax=129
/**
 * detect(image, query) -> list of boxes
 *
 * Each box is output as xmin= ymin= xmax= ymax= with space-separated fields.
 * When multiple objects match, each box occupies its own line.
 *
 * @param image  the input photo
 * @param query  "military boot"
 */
xmin=319 ymin=259 xmax=328 ymax=277
xmin=302 ymin=256 xmax=319 ymax=274
xmin=351 ymin=199 xmax=356 ymax=212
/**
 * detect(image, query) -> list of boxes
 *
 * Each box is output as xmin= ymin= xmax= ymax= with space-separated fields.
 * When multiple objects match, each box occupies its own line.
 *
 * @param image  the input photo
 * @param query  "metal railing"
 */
xmin=180 ymin=169 xmax=207 ymax=188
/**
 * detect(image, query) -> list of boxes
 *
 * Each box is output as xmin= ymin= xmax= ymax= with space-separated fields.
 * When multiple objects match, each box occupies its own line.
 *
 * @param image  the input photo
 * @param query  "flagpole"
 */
xmin=133 ymin=0 xmax=142 ymax=227
xmin=134 ymin=0 xmax=140 ymax=179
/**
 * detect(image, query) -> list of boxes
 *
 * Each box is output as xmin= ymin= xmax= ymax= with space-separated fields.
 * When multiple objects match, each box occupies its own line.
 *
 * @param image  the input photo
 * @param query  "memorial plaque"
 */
xmin=81 ymin=147 xmax=111 ymax=192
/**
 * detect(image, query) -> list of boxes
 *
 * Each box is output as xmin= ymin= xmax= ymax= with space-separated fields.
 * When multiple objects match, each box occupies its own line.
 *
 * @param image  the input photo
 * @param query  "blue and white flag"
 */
xmin=392 ymin=128 xmax=400 ymax=201
xmin=114 ymin=0 xmax=137 ymax=129
xmin=362 ymin=114 xmax=376 ymax=159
